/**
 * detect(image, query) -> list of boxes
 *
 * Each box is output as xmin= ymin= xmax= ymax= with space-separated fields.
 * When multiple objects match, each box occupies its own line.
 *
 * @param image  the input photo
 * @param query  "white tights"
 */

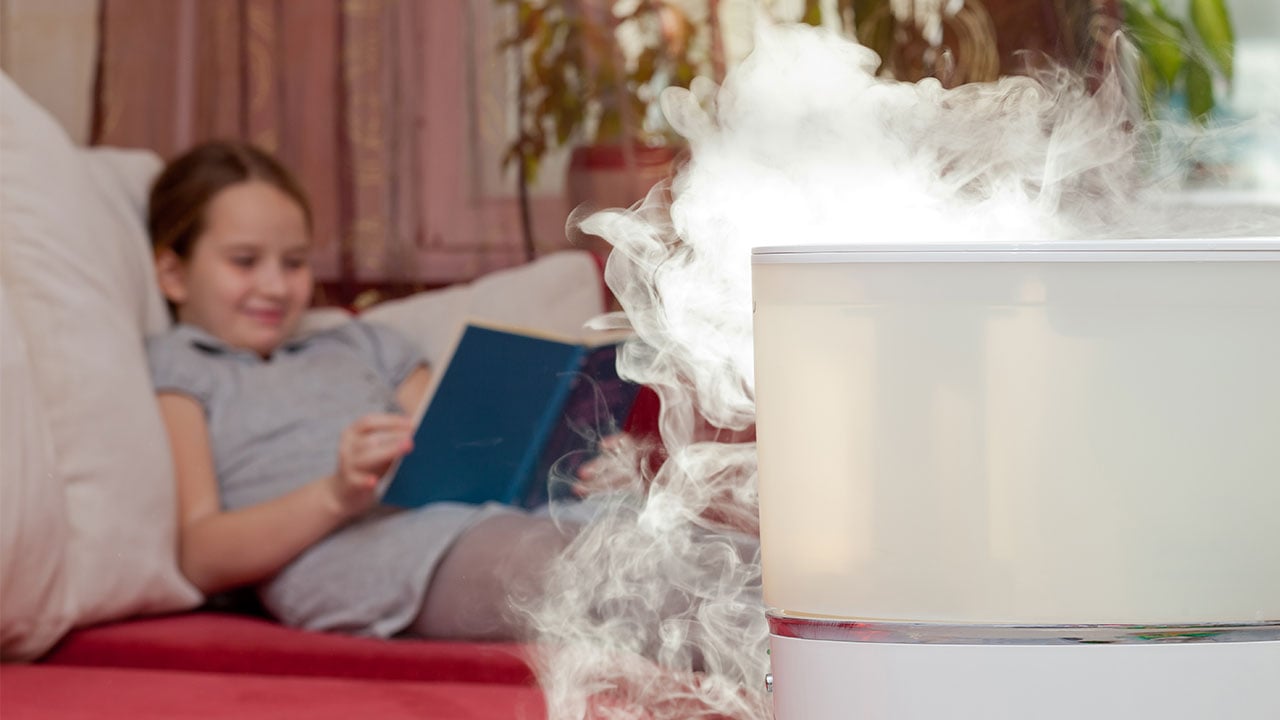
xmin=409 ymin=512 xmax=574 ymax=641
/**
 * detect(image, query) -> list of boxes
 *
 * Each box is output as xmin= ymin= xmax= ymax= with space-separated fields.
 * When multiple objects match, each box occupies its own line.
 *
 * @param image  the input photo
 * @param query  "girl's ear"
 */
xmin=155 ymin=248 xmax=189 ymax=305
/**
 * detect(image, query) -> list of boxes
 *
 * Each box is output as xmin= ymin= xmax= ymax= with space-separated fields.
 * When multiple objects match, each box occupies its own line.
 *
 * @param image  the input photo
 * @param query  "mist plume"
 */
xmin=521 ymin=20 xmax=1279 ymax=720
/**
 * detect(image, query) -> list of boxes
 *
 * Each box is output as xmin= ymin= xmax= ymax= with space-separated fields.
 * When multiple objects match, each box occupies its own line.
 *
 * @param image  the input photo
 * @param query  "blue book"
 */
xmin=380 ymin=322 xmax=638 ymax=509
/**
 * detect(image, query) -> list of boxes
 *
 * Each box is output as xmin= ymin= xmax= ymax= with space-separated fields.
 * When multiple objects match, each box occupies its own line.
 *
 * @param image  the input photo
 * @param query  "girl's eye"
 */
xmin=284 ymin=256 xmax=309 ymax=271
xmin=231 ymin=256 xmax=256 ymax=268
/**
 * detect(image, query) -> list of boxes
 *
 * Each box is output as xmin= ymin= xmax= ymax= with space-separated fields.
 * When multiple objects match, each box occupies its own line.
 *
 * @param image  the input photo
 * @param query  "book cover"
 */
xmin=380 ymin=322 xmax=636 ymax=509
xmin=522 ymin=341 xmax=642 ymax=507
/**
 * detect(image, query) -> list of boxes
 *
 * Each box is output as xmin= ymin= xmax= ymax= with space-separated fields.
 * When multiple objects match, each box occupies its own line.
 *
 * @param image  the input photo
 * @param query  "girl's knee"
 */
xmin=412 ymin=511 xmax=576 ymax=640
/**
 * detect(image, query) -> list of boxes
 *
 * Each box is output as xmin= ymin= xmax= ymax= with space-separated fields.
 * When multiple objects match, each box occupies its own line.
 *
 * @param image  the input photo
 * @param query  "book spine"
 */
xmin=507 ymin=345 xmax=589 ymax=505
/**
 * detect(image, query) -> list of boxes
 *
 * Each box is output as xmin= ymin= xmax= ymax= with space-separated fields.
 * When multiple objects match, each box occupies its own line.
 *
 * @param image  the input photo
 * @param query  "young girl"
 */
xmin=146 ymin=140 xmax=573 ymax=640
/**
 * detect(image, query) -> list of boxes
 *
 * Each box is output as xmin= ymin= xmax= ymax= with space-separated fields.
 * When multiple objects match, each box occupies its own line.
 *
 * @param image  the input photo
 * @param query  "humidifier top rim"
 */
xmin=752 ymin=238 xmax=1280 ymax=263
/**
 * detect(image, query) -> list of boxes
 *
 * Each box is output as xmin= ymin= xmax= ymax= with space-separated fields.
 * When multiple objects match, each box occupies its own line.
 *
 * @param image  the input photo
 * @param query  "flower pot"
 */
xmin=566 ymin=143 xmax=679 ymax=256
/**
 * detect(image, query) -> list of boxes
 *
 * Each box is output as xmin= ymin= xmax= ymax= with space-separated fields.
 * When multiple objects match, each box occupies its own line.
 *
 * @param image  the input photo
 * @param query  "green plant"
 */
xmin=1122 ymin=0 xmax=1235 ymax=123
xmin=500 ymin=0 xmax=710 ymax=183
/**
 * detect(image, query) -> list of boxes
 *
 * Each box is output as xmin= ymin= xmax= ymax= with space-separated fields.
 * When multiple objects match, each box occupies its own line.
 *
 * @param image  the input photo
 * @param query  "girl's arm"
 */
xmin=158 ymin=392 xmax=409 ymax=594
xmin=395 ymin=364 xmax=433 ymax=416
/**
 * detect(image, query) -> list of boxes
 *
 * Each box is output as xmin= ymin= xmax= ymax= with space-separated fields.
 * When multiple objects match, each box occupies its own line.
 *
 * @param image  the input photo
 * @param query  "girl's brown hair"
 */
xmin=147 ymin=139 xmax=312 ymax=260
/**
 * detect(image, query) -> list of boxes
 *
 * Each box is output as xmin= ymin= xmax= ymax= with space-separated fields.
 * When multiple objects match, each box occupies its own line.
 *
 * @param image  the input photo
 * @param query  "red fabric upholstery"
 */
xmin=0 ymin=665 xmax=546 ymax=720
xmin=40 ymin=612 xmax=536 ymax=685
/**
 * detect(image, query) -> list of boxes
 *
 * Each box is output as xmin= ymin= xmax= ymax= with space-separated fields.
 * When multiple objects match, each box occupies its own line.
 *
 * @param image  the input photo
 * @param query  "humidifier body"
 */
xmin=752 ymin=240 xmax=1280 ymax=719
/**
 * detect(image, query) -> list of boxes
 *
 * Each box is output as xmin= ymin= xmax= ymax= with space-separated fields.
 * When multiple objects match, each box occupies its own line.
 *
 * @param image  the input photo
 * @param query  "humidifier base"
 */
xmin=768 ymin=631 xmax=1280 ymax=720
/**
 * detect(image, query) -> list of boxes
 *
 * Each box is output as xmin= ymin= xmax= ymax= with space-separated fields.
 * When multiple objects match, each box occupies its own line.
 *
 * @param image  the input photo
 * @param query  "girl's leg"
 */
xmin=410 ymin=511 xmax=574 ymax=640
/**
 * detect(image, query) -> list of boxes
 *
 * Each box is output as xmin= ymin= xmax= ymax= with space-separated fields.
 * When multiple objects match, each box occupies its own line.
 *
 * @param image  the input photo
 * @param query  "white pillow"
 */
xmin=79 ymin=146 xmax=173 ymax=337
xmin=360 ymin=283 xmax=474 ymax=367
xmin=468 ymin=250 xmax=605 ymax=335
xmin=0 ymin=72 xmax=200 ymax=656
xmin=363 ymin=250 xmax=605 ymax=367
xmin=0 ymin=284 xmax=74 ymax=661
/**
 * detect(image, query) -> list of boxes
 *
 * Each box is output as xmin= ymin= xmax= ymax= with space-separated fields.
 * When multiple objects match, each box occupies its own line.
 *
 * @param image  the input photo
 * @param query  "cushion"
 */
xmin=297 ymin=252 xmax=604 ymax=368
xmin=0 ymin=71 xmax=200 ymax=660
xmin=79 ymin=146 xmax=173 ymax=337
xmin=363 ymin=250 xmax=605 ymax=367
xmin=0 ymin=284 xmax=73 ymax=660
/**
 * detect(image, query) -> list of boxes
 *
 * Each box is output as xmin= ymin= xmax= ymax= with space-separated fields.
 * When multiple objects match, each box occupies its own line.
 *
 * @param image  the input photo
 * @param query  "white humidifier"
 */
xmin=752 ymin=239 xmax=1280 ymax=719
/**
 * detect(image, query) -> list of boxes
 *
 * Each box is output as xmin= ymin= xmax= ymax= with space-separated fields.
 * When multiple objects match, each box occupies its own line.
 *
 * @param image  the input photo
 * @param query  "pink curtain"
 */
xmin=94 ymin=0 xmax=540 ymax=296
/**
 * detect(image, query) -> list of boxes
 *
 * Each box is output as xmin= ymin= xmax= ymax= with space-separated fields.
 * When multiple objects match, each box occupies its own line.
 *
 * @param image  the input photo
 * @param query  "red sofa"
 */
xmin=2 ymin=394 xmax=671 ymax=720
xmin=1 ymin=612 xmax=545 ymax=719
xmin=0 ymin=385 xmax=671 ymax=720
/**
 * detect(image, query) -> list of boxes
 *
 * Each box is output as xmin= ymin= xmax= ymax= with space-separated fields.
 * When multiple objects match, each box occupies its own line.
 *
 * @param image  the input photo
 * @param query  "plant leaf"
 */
xmin=1184 ymin=57 xmax=1214 ymax=124
xmin=802 ymin=0 xmax=822 ymax=26
xmin=523 ymin=153 xmax=541 ymax=184
xmin=554 ymin=91 xmax=583 ymax=146
xmin=1123 ymin=0 xmax=1185 ymax=89
xmin=1190 ymin=0 xmax=1233 ymax=81
xmin=673 ymin=58 xmax=697 ymax=88
xmin=854 ymin=2 xmax=894 ymax=76
xmin=1136 ymin=54 xmax=1159 ymax=118
xmin=634 ymin=47 xmax=658 ymax=86
xmin=597 ymin=107 xmax=623 ymax=143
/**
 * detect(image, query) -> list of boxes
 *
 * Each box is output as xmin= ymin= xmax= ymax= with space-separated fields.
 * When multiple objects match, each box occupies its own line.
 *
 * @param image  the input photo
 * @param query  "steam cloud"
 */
xmin=521 ymin=21 xmax=1280 ymax=720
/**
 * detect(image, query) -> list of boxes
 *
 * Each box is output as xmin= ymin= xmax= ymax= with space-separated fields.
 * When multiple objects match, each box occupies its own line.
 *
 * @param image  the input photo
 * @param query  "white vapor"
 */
xmin=522 ymin=21 xmax=1280 ymax=720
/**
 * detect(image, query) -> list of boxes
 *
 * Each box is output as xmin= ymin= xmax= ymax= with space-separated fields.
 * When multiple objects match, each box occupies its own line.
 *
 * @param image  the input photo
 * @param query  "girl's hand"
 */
xmin=331 ymin=413 xmax=414 ymax=518
xmin=573 ymin=434 xmax=641 ymax=497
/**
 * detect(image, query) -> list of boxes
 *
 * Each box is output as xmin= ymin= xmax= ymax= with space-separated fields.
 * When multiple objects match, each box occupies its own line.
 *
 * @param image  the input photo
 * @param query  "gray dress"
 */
xmin=147 ymin=321 xmax=510 ymax=637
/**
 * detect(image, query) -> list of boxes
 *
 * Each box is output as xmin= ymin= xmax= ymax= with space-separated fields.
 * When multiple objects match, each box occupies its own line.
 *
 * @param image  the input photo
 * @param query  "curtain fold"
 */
xmin=93 ymin=0 xmax=538 ymax=294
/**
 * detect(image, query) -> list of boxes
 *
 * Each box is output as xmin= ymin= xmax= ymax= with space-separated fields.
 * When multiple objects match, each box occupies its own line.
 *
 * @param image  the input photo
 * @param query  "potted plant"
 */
xmin=502 ymin=0 xmax=710 ymax=176
xmin=1121 ymin=0 xmax=1234 ymax=123
xmin=500 ymin=0 xmax=716 ymax=257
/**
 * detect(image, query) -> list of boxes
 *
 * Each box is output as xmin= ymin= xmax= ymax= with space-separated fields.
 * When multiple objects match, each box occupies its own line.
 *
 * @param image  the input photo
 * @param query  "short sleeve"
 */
xmin=344 ymin=319 xmax=427 ymax=389
xmin=145 ymin=332 xmax=216 ymax=408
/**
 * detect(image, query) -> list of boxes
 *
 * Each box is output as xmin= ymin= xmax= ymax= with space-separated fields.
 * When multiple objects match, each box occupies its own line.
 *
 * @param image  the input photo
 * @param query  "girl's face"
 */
xmin=157 ymin=180 xmax=314 ymax=358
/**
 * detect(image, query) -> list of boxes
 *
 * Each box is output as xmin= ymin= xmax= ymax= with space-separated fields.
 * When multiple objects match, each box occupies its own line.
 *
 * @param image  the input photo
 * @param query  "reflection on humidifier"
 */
xmin=752 ymin=240 xmax=1280 ymax=720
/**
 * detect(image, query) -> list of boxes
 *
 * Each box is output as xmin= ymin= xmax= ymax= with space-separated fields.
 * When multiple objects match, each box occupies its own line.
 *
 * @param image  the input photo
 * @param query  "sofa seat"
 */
xmin=3 ymin=612 xmax=545 ymax=719
xmin=0 ymin=664 xmax=546 ymax=720
xmin=38 ymin=611 xmax=536 ymax=685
